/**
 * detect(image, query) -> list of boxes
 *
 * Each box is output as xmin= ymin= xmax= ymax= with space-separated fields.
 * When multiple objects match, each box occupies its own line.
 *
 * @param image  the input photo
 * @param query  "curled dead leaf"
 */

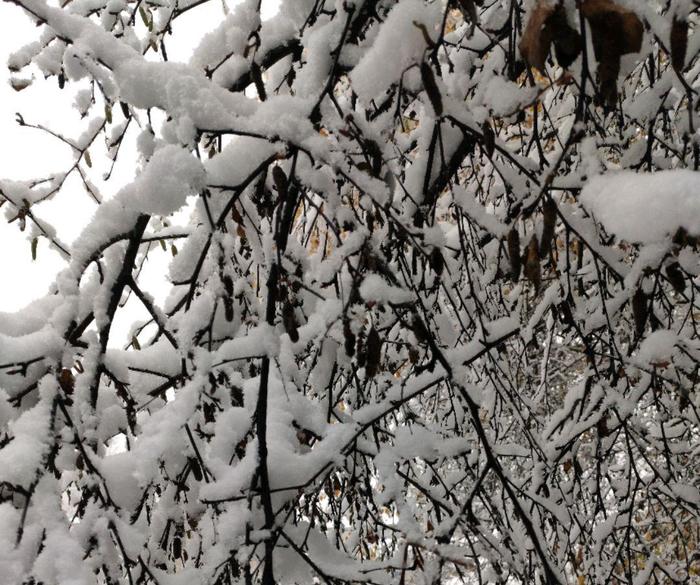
xmin=581 ymin=0 xmax=643 ymax=107
xmin=520 ymin=1 xmax=556 ymax=72
xmin=519 ymin=3 xmax=581 ymax=72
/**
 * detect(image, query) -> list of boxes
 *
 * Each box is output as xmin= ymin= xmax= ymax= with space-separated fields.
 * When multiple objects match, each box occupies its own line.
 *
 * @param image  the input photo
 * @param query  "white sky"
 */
xmin=0 ymin=0 xmax=278 ymax=345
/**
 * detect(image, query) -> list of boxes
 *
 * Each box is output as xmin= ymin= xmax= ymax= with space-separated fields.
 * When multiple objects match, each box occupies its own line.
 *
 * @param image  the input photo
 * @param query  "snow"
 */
xmin=580 ymin=170 xmax=700 ymax=243
xmin=478 ymin=74 xmax=538 ymax=117
xmin=350 ymin=0 xmax=441 ymax=102
xmin=1 ymin=0 xmax=698 ymax=583
xmin=359 ymin=274 xmax=412 ymax=305
xmin=0 ymin=384 xmax=53 ymax=488
xmin=122 ymin=145 xmax=206 ymax=216
xmin=637 ymin=329 xmax=677 ymax=365
xmin=206 ymin=136 xmax=279 ymax=187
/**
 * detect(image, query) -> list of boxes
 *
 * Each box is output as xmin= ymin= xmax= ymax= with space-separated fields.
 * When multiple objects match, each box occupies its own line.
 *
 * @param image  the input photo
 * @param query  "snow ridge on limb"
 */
xmin=0 ymin=0 xmax=699 ymax=584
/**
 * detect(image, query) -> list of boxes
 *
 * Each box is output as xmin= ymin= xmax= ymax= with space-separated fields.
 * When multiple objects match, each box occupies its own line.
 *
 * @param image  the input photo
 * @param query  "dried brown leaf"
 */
xmin=582 ymin=0 xmax=643 ymax=106
xmin=519 ymin=1 xmax=556 ymax=72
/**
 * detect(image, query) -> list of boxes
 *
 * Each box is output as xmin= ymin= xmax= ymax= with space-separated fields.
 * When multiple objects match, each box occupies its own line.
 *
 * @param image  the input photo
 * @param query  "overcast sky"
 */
xmin=0 ymin=0 xmax=277 ymax=344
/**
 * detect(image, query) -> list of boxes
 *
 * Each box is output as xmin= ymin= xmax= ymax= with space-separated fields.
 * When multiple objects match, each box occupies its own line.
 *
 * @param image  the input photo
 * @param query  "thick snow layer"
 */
xmin=580 ymin=170 xmax=700 ymax=243
xmin=124 ymin=145 xmax=206 ymax=216
xmin=350 ymin=0 xmax=440 ymax=102
xmin=637 ymin=329 xmax=677 ymax=365
xmin=359 ymin=274 xmax=412 ymax=305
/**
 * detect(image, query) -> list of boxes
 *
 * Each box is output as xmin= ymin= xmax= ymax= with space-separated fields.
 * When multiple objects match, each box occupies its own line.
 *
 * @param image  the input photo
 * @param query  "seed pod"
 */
xmin=120 ymin=101 xmax=130 ymax=118
xmin=356 ymin=333 xmax=366 ymax=367
xmin=189 ymin=458 xmax=203 ymax=482
xmin=58 ymin=368 xmax=75 ymax=394
xmin=365 ymin=326 xmax=382 ymax=377
xmin=271 ymin=166 xmax=288 ymax=202
xmin=411 ymin=315 xmax=430 ymax=345
xmin=429 ymin=247 xmax=444 ymax=276
xmin=222 ymin=274 xmax=234 ymax=297
xmin=203 ymin=402 xmax=216 ymax=423
xmin=420 ymin=62 xmax=443 ymax=116
xmin=597 ymin=415 xmax=609 ymax=438
xmin=282 ymin=303 xmax=300 ymax=342
xmin=523 ymin=236 xmax=541 ymax=292
xmin=223 ymin=298 xmax=234 ymax=322
xmin=665 ymin=262 xmax=685 ymax=294
xmin=250 ymin=61 xmax=266 ymax=101
xmin=366 ymin=210 xmax=375 ymax=233
xmin=507 ymin=228 xmax=521 ymax=281
xmin=539 ymin=198 xmax=557 ymax=259
xmin=558 ymin=300 xmax=575 ymax=330
xmin=343 ymin=319 xmax=356 ymax=357
xmin=222 ymin=273 xmax=234 ymax=319
xmin=413 ymin=208 xmax=425 ymax=228
xmin=670 ymin=16 xmax=689 ymax=72
xmin=632 ymin=287 xmax=647 ymax=336
xmin=482 ymin=121 xmax=495 ymax=157
xmin=172 ymin=536 xmax=182 ymax=560
xmin=230 ymin=385 xmax=243 ymax=407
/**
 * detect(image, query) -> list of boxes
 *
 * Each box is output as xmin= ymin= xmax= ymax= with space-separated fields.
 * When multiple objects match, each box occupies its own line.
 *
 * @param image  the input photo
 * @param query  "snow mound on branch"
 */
xmin=580 ymin=170 xmax=700 ymax=243
xmin=350 ymin=0 xmax=441 ymax=102
xmin=360 ymin=274 xmax=412 ymax=305
xmin=637 ymin=329 xmax=677 ymax=365
xmin=124 ymin=145 xmax=206 ymax=216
